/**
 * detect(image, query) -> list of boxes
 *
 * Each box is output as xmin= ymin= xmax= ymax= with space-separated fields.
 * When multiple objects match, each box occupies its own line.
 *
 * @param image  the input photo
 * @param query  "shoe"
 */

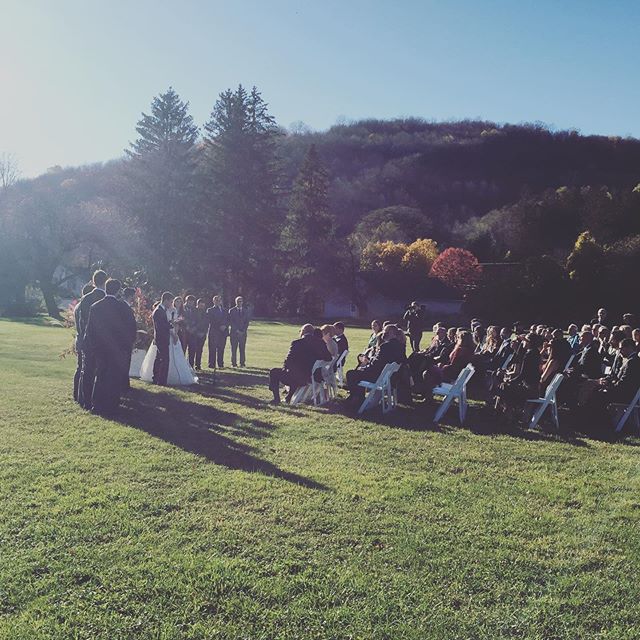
xmin=269 ymin=399 xmax=281 ymax=406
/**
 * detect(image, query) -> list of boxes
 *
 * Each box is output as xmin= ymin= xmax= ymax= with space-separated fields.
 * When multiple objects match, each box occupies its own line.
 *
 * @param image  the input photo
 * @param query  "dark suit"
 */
xmin=608 ymin=355 xmax=640 ymax=403
xmin=335 ymin=334 xmax=349 ymax=358
xmin=229 ymin=305 xmax=250 ymax=366
xmin=152 ymin=305 xmax=171 ymax=385
xmin=83 ymin=296 xmax=136 ymax=415
xmin=269 ymin=334 xmax=331 ymax=402
xmin=575 ymin=343 xmax=604 ymax=379
xmin=120 ymin=299 xmax=136 ymax=390
xmin=346 ymin=339 xmax=405 ymax=399
xmin=186 ymin=307 xmax=208 ymax=369
xmin=77 ymin=288 xmax=105 ymax=408
xmin=206 ymin=305 xmax=228 ymax=368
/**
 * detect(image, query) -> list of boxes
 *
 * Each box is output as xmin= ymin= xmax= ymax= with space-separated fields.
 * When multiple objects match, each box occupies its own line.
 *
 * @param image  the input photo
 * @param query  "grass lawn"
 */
xmin=1 ymin=318 xmax=640 ymax=639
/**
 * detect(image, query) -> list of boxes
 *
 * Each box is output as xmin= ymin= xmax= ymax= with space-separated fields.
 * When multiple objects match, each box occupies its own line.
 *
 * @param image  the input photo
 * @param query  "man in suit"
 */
xmin=188 ymin=298 xmax=209 ymax=371
xmin=152 ymin=292 xmax=173 ymax=386
xmin=269 ymin=324 xmax=331 ymax=404
xmin=346 ymin=325 xmax=405 ymax=403
xmin=73 ymin=282 xmax=95 ymax=402
xmin=119 ymin=287 xmax=137 ymax=391
xmin=83 ymin=279 xmax=137 ymax=416
xmin=77 ymin=270 xmax=108 ymax=409
xmin=229 ymin=296 xmax=250 ymax=367
xmin=206 ymin=295 xmax=228 ymax=369
xmin=403 ymin=301 xmax=424 ymax=352
xmin=573 ymin=330 xmax=604 ymax=380
xmin=182 ymin=295 xmax=199 ymax=367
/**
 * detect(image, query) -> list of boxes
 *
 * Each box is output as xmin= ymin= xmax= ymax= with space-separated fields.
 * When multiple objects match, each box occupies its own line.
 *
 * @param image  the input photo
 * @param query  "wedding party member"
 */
xmin=151 ymin=292 xmax=173 ymax=386
xmin=76 ymin=270 xmax=107 ymax=408
xmin=206 ymin=295 xmax=228 ymax=369
xmin=268 ymin=324 xmax=331 ymax=404
xmin=187 ymin=298 xmax=209 ymax=370
xmin=83 ymin=279 xmax=137 ymax=416
xmin=140 ymin=295 xmax=199 ymax=386
xmin=183 ymin=295 xmax=198 ymax=363
xmin=173 ymin=296 xmax=187 ymax=352
xmin=229 ymin=296 xmax=250 ymax=367
xmin=73 ymin=282 xmax=95 ymax=402
xmin=119 ymin=286 xmax=137 ymax=391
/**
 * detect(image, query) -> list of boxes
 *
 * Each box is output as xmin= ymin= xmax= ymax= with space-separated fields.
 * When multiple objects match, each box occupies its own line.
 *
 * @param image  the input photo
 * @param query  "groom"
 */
xmin=152 ymin=291 xmax=173 ymax=386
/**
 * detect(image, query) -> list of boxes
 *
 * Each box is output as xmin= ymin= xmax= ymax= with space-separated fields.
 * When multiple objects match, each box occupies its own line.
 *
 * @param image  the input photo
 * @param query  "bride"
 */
xmin=140 ymin=298 xmax=198 ymax=386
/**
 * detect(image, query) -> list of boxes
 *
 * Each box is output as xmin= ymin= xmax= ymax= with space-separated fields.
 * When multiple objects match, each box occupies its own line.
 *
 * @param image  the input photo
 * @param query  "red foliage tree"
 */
xmin=429 ymin=247 xmax=482 ymax=292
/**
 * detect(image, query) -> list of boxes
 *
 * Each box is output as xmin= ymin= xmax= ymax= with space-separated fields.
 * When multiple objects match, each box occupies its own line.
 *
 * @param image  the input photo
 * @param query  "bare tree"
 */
xmin=0 ymin=152 xmax=20 ymax=190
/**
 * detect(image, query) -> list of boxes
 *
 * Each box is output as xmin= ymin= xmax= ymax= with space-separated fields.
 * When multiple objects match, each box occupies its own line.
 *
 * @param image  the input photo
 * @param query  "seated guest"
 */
xmin=423 ymin=330 xmax=475 ymax=390
xmin=346 ymin=325 xmax=405 ymax=403
xmin=426 ymin=326 xmax=451 ymax=360
xmin=472 ymin=325 xmax=485 ymax=352
xmin=366 ymin=320 xmax=382 ymax=351
xmin=490 ymin=327 xmax=513 ymax=368
xmin=268 ymin=324 xmax=331 ymax=405
xmin=622 ymin=313 xmax=636 ymax=328
xmin=494 ymin=333 xmax=543 ymax=417
xmin=633 ymin=328 xmax=640 ymax=351
xmin=587 ymin=339 xmax=640 ymax=421
xmin=540 ymin=338 xmax=571 ymax=394
xmin=571 ymin=330 xmax=604 ymax=380
xmin=567 ymin=324 xmax=580 ymax=352
xmin=321 ymin=324 xmax=339 ymax=359
xmin=620 ymin=324 xmax=633 ymax=340
xmin=604 ymin=329 xmax=625 ymax=377
xmin=333 ymin=322 xmax=349 ymax=359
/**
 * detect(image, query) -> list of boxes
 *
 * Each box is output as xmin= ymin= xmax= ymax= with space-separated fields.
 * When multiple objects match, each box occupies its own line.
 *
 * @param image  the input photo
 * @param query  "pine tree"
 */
xmin=124 ymin=87 xmax=199 ymax=286
xmin=202 ymin=85 xmax=281 ymax=306
xmin=279 ymin=144 xmax=337 ymax=315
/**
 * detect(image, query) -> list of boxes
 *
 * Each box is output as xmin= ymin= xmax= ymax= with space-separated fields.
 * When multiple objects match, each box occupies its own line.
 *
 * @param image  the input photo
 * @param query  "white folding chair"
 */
xmin=357 ymin=362 xmax=401 ymax=415
xmin=289 ymin=384 xmax=311 ymax=406
xmin=613 ymin=387 xmax=640 ymax=434
xmin=335 ymin=350 xmax=349 ymax=387
xmin=432 ymin=364 xmax=475 ymax=424
xmin=527 ymin=373 xmax=564 ymax=430
xmin=500 ymin=352 xmax=514 ymax=371
xmin=563 ymin=354 xmax=575 ymax=373
xmin=322 ymin=355 xmax=340 ymax=400
xmin=310 ymin=360 xmax=332 ymax=406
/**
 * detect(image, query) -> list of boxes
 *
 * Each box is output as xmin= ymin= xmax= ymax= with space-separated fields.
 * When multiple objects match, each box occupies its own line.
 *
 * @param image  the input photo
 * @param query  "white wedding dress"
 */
xmin=140 ymin=307 xmax=198 ymax=386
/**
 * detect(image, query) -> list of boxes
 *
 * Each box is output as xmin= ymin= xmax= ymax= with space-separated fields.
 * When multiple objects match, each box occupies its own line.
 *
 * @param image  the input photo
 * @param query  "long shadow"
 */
xmin=115 ymin=387 xmax=328 ymax=490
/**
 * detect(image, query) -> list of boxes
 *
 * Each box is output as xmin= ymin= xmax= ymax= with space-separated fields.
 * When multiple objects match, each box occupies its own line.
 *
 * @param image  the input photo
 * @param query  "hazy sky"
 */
xmin=1 ymin=0 xmax=639 ymax=177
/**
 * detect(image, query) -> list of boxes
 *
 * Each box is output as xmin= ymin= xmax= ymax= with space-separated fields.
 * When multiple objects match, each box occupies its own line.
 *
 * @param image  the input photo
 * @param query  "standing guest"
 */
xmin=206 ymin=295 xmax=228 ymax=369
xmin=268 ymin=324 xmax=331 ymax=404
xmin=333 ymin=322 xmax=349 ymax=359
xmin=403 ymin=301 xmax=424 ymax=352
xmin=187 ymin=298 xmax=209 ymax=371
xmin=77 ymin=270 xmax=108 ymax=408
xmin=590 ymin=308 xmax=608 ymax=326
xmin=321 ymin=324 xmax=339 ymax=359
xmin=73 ymin=282 xmax=95 ymax=402
xmin=229 ymin=296 xmax=250 ymax=367
xmin=119 ymin=286 xmax=137 ymax=391
xmin=173 ymin=296 xmax=187 ymax=352
xmin=152 ymin=292 xmax=173 ymax=386
xmin=83 ymin=279 xmax=136 ymax=416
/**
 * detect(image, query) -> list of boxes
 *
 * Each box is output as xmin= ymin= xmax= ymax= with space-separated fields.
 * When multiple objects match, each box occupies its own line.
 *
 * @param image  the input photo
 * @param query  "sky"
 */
xmin=1 ymin=0 xmax=639 ymax=177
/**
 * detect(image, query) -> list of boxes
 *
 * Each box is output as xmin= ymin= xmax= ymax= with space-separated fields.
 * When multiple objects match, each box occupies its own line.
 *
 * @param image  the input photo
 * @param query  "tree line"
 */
xmin=1 ymin=85 xmax=639 ymax=321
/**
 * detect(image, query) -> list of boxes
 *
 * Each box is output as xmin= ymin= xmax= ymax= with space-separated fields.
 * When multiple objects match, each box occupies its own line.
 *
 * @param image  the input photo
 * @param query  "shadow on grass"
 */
xmin=116 ymin=386 xmax=328 ymax=491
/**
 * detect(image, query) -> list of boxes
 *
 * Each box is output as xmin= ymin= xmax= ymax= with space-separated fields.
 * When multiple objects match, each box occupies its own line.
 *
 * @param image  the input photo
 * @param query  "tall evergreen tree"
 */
xmin=124 ymin=87 xmax=199 ymax=286
xmin=279 ymin=144 xmax=337 ymax=315
xmin=202 ymin=85 xmax=281 ymax=307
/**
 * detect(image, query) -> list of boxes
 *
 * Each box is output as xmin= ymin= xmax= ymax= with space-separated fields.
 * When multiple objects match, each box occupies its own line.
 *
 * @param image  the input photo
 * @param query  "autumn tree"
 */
xmin=429 ymin=247 xmax=482 ymax=293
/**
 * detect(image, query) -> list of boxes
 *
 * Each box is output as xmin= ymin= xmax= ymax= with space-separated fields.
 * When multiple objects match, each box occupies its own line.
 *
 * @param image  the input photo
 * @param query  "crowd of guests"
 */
xmin=270 ymin=304 xmax=640 ymax=434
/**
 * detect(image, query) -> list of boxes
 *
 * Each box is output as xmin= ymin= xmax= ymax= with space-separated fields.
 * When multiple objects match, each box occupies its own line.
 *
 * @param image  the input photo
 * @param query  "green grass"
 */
xmin=1 ymin=318 xmax=639 ymax=639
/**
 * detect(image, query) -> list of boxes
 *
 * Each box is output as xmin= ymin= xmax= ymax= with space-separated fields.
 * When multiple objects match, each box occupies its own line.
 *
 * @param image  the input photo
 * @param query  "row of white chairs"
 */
xmin=289 ymin=351 xmax=640 ymax=434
